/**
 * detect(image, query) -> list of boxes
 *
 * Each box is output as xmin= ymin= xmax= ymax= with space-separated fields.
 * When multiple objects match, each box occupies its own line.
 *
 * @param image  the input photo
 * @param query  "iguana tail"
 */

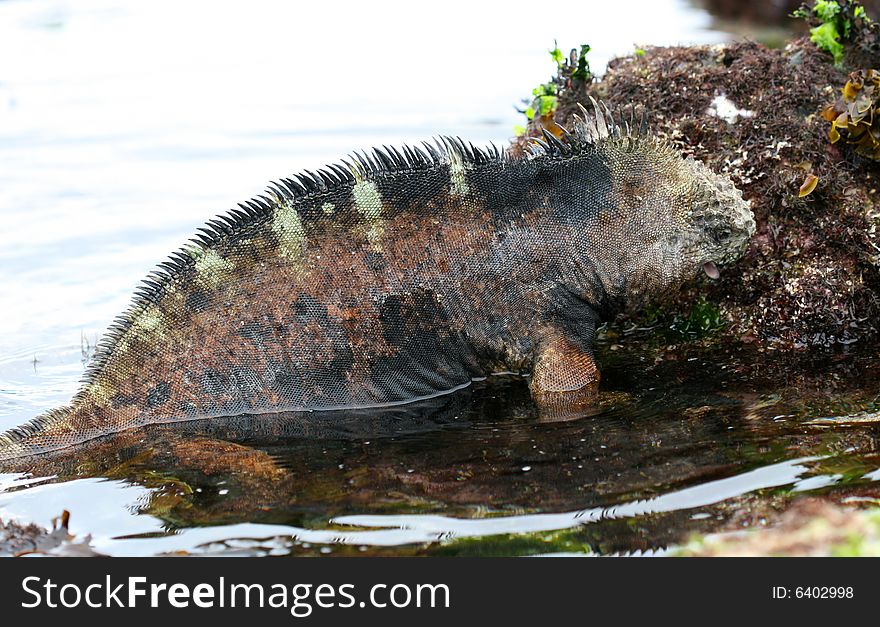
xmin=0 ymin=405 xmax=104 ymax=466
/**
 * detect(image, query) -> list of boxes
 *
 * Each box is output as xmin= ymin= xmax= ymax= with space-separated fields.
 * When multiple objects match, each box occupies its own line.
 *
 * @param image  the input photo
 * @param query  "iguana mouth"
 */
xmin=702 ymin=261 xmax=720 ymax=279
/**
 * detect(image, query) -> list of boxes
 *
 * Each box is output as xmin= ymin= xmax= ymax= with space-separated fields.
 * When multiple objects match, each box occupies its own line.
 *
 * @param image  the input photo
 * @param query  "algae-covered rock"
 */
xmin=676 ymin=498 xmax=880 ymax=556
xmin=516 ymin=30 xmax=880 ymax=349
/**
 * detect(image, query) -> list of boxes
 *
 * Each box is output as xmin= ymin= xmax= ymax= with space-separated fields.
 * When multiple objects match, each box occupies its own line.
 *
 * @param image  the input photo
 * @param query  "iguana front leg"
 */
xmin=529 ymin=316 xmax=600 ymax=409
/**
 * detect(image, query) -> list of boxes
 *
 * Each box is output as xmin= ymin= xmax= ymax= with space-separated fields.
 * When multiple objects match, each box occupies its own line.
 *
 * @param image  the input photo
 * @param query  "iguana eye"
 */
xmin=709 ymin=228 xmax=732 ymax=244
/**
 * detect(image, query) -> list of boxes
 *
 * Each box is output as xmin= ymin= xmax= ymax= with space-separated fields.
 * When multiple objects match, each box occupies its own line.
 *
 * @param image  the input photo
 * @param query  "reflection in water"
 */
xmin=3 ymin=342 xmax=880 ymax=556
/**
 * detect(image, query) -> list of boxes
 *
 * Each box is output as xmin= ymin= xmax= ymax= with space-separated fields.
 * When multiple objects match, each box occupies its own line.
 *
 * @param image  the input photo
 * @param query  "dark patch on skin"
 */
xmin=543 ymin=286 xmax=600 ymax=353
xmin=145 ymin=382 xmax=171 ymax=409
xmin=110 ymin=393 xmax=137 ymax=409
xmin=533 ymin=157 xmax=615 ymax=228
xmin=378 ymin=290 xmax=449 ymax=345
xmin=263 ymin=360 xmax=300 ymax=403
xmin=372 ymin=167 xmax=450 ymax=218
xmin=290 ymin=187 xmax=351 ymax=226
xmin=177 ymin=400 xmax=198 ymax=418
xmin=238 ymin=322 xmax=271 ymax=344
xmin=363 ymin=251 xmax=386 ymax=273
xmin=92 ymin=405 xmax=107 ymax=423
xmin=261 ymin=355 xmax=356 ymax=410
xmin=185 ymin=291 xmax=210 ymax=313
xmin=484 ymin=161 xmax=545 ymax=233
xmin=366 ymin=289 xmax=476 ymax=400
xmin=201 ymin=369 xmax=226 ymax=396
xmin=293 ymin=294 xmax=328 ymax=325
xmin=228 ymin=365 xmax=263 ymax=397
xmin=482 ymin=155 xmax=615 ymax=234
xmin=234 ymin=238 xmax=264 ymax=266
xmin=111 ymin=392 xmax=137 ymax=410
xmin=202 ymin=364 xmax=266 ymax=414
xmin=300 ymin=349 xmax=356 ymax=407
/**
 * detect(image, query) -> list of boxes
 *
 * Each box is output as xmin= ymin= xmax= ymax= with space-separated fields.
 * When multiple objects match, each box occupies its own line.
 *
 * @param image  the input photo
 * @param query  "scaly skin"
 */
xmin=0 ymin=100 xmax=755 ymax=463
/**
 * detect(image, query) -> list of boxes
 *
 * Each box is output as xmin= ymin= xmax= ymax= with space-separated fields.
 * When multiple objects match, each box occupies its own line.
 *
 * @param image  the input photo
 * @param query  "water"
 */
xmin=4 ymin=342 xmax=880 ymax=556
xmin=4 ymin=0 xmax=873 ymax=557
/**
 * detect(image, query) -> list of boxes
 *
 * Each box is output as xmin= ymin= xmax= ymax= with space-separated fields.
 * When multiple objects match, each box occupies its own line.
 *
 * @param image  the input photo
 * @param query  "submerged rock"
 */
xmin=0 ymin=511 xmax=104 ymax=557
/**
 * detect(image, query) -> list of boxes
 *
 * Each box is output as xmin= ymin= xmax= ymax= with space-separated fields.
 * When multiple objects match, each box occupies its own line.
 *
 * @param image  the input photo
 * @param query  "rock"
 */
xmin=0 ymin=511 xmax=105 ymax=557
xmin=515 ymin=37 xmax=880 ymax=350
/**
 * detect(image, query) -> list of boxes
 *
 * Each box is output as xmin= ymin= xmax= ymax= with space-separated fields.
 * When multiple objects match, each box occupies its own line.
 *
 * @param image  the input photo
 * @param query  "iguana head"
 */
xmin=559 ymin=100 xmax=755 ymax=311
xmin=608 ymin=145 xmax=755 ymax=310
xmin=676 ymin=156 xmax=755 ymax=282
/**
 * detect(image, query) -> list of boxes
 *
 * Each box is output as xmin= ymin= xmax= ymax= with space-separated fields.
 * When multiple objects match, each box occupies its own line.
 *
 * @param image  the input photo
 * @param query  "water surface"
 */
xmin=3 ymin=340 xmax=880 ymax=556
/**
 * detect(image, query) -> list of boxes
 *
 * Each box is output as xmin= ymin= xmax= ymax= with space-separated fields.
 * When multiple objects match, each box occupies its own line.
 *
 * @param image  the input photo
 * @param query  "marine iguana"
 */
xmin=0 ymin=100 xmax=754 ymax=462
